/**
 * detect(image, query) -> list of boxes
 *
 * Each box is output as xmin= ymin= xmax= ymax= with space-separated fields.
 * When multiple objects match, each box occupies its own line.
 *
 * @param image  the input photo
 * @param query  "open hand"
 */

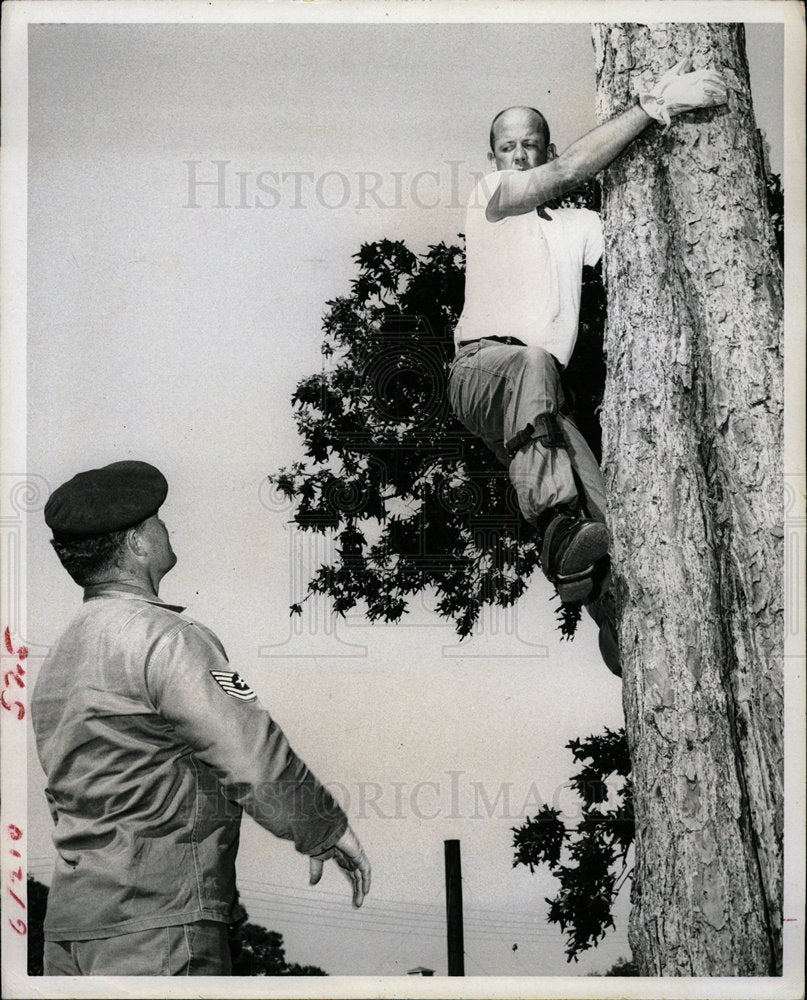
xmin=308 ymin=825 xmax=371 ymax=908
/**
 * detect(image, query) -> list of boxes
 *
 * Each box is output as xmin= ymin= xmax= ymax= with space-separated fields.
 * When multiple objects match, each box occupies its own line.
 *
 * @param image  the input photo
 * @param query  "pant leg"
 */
xmin=180 ymin=920 xmax=232 ymax=975
xmin=44 ymin=940 xmax=81 ymax=975
xmin=449 ymin=341 xmax=586 ymax=523
xmin=448 ymin=341 xmax=517 ymax=465
xmin=450 ymin=340 xmax=618 ymax=669
xmin=560 ymin=414 xmax=607 ymax=523
xmin=61 ymin=921 xmax=231 ymax=976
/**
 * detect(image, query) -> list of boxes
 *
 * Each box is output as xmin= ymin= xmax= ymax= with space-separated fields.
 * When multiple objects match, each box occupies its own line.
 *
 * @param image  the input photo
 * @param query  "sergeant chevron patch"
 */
xmin=209 ymin=669 xmax=257 ymax=702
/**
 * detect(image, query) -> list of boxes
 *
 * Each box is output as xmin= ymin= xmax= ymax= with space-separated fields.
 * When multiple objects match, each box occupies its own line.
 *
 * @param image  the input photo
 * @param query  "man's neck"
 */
xmin=84 ymin=577 xmax=158 ymax=600
xmin=82 ymin=580 xmax=186 ymax=613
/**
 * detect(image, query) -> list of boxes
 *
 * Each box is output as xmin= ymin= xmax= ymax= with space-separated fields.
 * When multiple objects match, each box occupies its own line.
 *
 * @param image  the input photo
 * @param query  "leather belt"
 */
xmin=458 ymin=336 xmax=526 ymax=348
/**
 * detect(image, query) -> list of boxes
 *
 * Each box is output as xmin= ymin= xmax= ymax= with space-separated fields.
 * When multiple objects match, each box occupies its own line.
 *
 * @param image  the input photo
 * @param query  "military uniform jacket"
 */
xmin=31 ymin=586 xmax=347 ymax=941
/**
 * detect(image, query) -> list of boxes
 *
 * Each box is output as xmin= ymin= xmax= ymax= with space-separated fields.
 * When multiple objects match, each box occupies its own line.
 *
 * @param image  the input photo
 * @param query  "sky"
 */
xmin=12 ymin=8 xmax=787 ymax=983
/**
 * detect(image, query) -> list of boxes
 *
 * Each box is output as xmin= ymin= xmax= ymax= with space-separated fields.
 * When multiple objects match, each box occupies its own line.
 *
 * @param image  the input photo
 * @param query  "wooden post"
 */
xmin=444 ymin=839 xmax=465 ymax=976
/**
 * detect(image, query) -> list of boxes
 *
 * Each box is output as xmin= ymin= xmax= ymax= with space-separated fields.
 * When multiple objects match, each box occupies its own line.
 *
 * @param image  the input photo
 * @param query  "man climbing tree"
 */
xmin=448 ymin=57 xmax=727 ymax=676
xmin=271 ymin=22 xmax=785 ymax=977
xmin=591 ymin=22 xmax=784 ymax=976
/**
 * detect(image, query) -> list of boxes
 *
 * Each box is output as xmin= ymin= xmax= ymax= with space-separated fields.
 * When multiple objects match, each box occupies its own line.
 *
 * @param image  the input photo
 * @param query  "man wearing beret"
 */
xmin=32 ymin=460 xmax=370 ymax=976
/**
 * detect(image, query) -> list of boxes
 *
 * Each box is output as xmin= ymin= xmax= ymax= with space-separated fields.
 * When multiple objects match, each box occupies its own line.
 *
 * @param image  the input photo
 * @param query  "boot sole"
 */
xmin=545 ymin=521 xmax=610 ymax=604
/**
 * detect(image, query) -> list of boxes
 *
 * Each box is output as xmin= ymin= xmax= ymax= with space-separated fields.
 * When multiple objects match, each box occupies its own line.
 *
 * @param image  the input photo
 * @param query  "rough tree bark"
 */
xmin=592 ymin=24 xmax=783 ymax=976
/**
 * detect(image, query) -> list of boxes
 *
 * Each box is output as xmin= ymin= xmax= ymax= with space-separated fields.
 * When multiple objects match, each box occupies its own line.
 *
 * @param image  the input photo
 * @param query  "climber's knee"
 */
xmin=534 ymin=413 xmax=567 ymax=448
xmin=505 ymin=412 xmax=566 ymax=458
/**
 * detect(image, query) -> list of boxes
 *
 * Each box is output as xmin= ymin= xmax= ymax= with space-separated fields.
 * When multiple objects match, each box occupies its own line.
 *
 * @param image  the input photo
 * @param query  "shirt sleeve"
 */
xmin=584 ymin=210 xmax=604 ymax=266
xmin=469 ymin=170 xmax=506 ymax=213
xmin=145 ymin=621 xmax=347 ymax=856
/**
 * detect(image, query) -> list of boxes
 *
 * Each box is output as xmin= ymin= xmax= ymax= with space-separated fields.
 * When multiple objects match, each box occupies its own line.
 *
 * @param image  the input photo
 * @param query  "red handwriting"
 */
xmin=4 ymin=628 xmax=28 ymax=658
xmin=2 ymin=628 xmax=27 ymax=721
xmin=6 ymin=825 xmax=26 ymax=936
xmin=4 ymin=649 xmax=29 ymax=932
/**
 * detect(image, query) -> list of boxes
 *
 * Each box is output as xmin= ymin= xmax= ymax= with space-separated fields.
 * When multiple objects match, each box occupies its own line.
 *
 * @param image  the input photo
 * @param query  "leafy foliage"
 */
xmin=228 ymin=897 xmax=327 ymax=975
xmin=27 ymin=876 xmax=48 ymax=976
xmin=586 ymin=954 xmax=640 ymax=976
xmin=602 ymin=955 xmax=640 ymax=976
xmin=269 ymin=186 xmax=609 ymax=639
xmin=512 ymin=726 xmax=634 ymax=962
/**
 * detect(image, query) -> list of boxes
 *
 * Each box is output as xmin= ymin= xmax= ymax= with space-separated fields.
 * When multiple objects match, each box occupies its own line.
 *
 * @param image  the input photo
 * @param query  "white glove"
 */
xmin=639 ymin=57 xmax=728 ymax=128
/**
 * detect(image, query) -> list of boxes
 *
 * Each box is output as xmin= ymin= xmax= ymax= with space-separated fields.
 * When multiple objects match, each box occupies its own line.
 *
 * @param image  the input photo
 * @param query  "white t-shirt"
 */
xmin=454 ymin=170 xmax=603 ymax=366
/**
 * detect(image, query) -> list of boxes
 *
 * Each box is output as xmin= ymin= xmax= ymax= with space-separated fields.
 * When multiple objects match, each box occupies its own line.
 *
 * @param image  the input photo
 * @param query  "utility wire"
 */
xmin=237 ymin=875 xmax=561 ymax=926
xmin=237 ymin=889 xmax=560 ymax=936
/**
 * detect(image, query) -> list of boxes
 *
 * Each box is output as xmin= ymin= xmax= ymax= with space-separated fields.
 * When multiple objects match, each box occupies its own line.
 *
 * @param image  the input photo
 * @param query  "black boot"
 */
xmin=585 ymin=575 xmax=622 ymax=677
xmin=541 ymin=507 xmax=610 ymax=605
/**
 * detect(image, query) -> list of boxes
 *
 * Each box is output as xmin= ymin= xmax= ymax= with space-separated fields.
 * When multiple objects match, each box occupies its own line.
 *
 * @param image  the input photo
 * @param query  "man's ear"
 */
xmin=546 ymin=143 xmax=557 ymax=162
xmin=487 ymin=150 xmax=497 ymax=169
xmin=126 ymin=525 xmax=147 ymax=558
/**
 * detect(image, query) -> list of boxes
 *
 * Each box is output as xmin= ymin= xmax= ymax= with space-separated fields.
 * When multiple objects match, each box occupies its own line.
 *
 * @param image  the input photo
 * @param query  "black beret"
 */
xmin=45 ymin=461 xmax=168 ymax=539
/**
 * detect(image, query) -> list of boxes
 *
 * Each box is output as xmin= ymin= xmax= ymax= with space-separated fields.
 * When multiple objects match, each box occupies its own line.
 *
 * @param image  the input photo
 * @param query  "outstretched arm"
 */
xmin=488 ymin=105 xmax=653 ymax=220
xmin=487 ymin=59 xmax=727 ymax=221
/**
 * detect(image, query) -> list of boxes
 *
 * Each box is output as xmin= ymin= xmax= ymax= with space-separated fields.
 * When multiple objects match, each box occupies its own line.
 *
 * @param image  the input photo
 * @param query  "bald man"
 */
xmin=449 ymin=61 xmax=727 ymax=672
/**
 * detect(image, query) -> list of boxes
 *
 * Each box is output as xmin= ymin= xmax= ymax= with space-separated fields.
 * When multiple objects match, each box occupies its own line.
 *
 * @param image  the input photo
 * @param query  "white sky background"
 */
xmin=21 ymin=17 xmax=784 ymax=979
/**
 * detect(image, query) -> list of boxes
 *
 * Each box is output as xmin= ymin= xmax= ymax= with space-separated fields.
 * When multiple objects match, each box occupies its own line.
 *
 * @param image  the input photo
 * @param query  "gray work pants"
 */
xmin=448 ymin=340 xmax=620 ymax=674
xmin=43 ymin=920 xmax=231 ymax=976
xmin=448 ymin=340 xmax=606 ymax=524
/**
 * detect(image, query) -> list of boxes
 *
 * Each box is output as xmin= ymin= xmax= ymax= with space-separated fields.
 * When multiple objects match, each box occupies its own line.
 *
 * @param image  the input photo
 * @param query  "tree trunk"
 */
xmin=592 ymin=23 xmax=783 ymax=976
